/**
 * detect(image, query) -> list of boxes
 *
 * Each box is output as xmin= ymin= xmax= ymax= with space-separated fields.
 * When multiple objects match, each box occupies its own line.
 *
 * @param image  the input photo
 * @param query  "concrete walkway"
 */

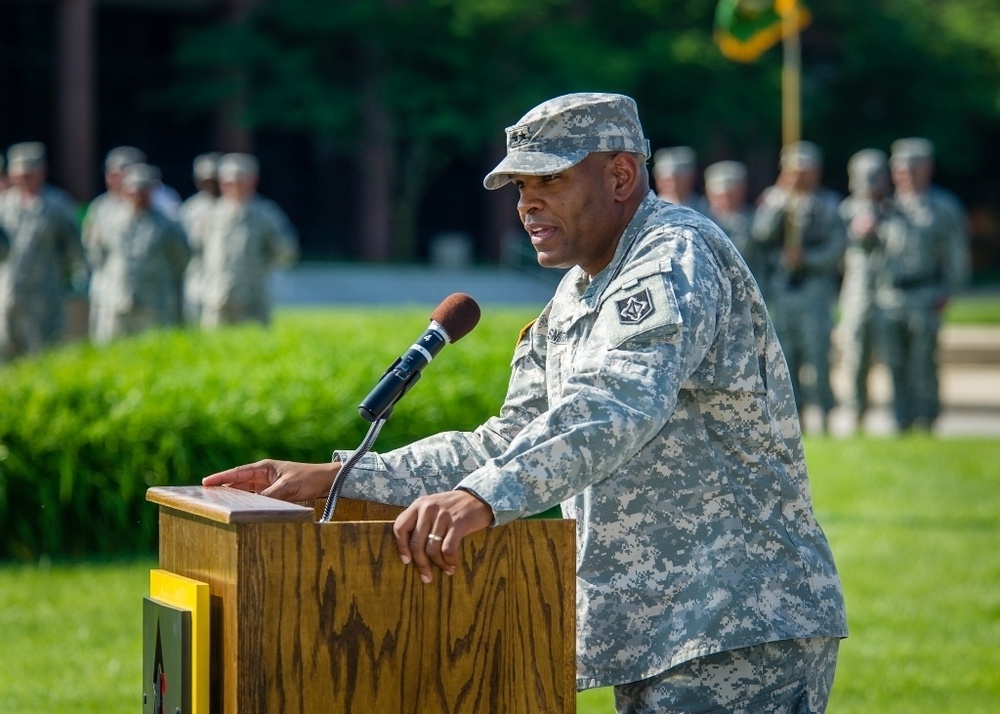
xmin=272 ymin=263 xmax=1000 ymax=438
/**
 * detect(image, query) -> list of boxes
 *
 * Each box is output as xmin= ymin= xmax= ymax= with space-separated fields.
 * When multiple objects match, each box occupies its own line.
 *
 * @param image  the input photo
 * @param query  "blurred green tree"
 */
xmin=169 ymin=0 xmax=1000 ymax=261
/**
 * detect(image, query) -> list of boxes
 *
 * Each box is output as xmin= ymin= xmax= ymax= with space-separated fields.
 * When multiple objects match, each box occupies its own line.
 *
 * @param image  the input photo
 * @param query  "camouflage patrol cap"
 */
xmin=121 ymin=163 xmax=161 ymax=193
xmin=848 ymin=148 xmax=887 ymax=178
xmin=105 ymin=146 xmax=147 ymax=172
xmin=704 ymin=160 xmax=747 ymax=192
xmin=218 ymin=153 xmax=259 ymax=181
xmin=780 ymin=140 xmax=823 ymax=170
xmin=653 ymin=146 xmax=697 ymax=178
xmin=483 ymin=93 xmax=650 ymax=190
xmin=7 ymin=142 xmax=47 ymax=173
xmin=193 ymin=152 xmax=222 ymax=181
xmin=890 ymin=137 xmax=934 ymax=167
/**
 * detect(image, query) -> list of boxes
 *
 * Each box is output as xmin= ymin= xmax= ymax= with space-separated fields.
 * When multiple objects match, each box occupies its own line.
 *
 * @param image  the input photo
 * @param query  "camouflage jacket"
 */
xmin=752 ymin=186 xmax=846 ymax=295
xmin=0 ymin=188 xmax=83 ymax=307
xmin=199 ymin=196 xmax=298 ymax=314
xmin=874 ymin=189 xmax=969 ymax=309
xmin=88 ymin=206 xmax=190 ymax=319
xmin=339 ymin=192 xmax=848 ymax=688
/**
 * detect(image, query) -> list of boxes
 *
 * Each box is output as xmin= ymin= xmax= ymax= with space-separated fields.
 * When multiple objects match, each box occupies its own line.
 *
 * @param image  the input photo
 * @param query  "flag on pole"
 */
xmin=714 ymin=0 xmax=812 ymax=63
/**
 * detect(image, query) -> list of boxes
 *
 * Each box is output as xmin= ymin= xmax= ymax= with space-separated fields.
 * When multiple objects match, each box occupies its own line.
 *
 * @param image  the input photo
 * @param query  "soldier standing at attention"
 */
xmin=0 ymin=143 xmax=84 ymax=361
xmin=752 ymin=141 xmax=846 ymax=433
xmin=198 ymin=153 xmax=298 ymax=329
xmin=87 ymin=164 xmax=190 ymax=344
xmin=83 ymin=146 xmax=147 ymax=339
xmin=703 ymin=159 xmax=766 ymax=292
xmin=179 ymin=152 xmax=221 ymax=327
xmin=652 ymin=145 xmax=708 ymax=213
xmin=837 ymin=149 xmax=893 ymax=433
xmin=203 ymin=93 xmax=847 ymax=712
xmin=875 ymin=138 xmax=970 ymax=432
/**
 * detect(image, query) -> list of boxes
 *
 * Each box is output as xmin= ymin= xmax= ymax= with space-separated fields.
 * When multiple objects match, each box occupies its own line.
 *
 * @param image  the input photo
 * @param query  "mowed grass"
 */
xmin=1 ymin=439 xmax=997 ymax=713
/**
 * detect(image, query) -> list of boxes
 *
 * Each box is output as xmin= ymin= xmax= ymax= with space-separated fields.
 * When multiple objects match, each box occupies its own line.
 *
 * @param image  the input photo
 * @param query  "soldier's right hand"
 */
xmin=202 ymin=459 xmax=340 ymax=502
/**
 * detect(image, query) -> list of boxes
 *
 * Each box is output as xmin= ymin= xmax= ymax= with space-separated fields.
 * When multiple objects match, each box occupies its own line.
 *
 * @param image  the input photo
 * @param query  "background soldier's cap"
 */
xmin=890 ymin=137 xmax=934 ymax=167
xmin=653 ymin=146 xmax=697 ymax=178
xmin=105 ymin=146 xmax=147 ymax=172
xmin=780 ymin=140 xmax=823 ymax=170
xmin=704 ymin=160 xmax=747 ymax=192
xmin=848 ymin=148 xmax=887 ymax=178
xmin=7 ymin=141 xmax=47 ymax=173
xmin=121 ymin=163 xmax=161 ymax=192
xmin=483 ymin=93 xmax=650 ymax=190
xmin=193 ymin=152 xmax=222 ymax=181
xmin=218 ymin=153 xmax=260 ymax=181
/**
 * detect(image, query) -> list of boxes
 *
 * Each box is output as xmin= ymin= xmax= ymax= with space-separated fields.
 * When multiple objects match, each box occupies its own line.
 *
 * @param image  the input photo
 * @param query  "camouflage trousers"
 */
xmin=613 ymin=637 xmax=840 ymax=714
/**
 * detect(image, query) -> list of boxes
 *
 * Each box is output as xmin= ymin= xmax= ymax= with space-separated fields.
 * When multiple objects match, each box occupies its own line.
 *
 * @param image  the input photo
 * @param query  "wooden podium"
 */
xmin=146 ymin=486 xmax=576 ymax=713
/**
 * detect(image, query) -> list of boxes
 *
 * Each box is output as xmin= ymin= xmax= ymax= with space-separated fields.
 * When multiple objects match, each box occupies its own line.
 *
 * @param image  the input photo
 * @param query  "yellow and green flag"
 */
xmin=714 ymin=0 xmax=812 ymax=63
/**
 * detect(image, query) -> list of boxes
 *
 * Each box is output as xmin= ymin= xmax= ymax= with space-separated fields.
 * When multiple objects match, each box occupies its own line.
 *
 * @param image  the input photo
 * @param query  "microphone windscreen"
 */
xmin=431 ymin=293 xmax=481 ymax=342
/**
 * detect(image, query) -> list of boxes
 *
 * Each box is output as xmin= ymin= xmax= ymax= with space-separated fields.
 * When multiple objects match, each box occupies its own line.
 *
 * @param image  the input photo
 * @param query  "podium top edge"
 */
xmin=147 ymin=486 xmax=315 ymax=524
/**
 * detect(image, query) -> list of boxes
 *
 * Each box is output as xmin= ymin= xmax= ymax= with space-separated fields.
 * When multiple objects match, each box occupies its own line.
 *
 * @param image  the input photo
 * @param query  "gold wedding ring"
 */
xmin=427 ymin=534 xmax=444 ymax=542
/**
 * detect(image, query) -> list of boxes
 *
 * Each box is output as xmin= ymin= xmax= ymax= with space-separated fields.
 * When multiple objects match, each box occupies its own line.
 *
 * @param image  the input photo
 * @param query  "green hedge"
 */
xmin=0 ymin=307 xmax=538 ymax=561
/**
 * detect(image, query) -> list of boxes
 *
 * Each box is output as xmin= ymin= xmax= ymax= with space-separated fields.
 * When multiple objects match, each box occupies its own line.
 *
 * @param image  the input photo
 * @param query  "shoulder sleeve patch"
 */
xmin=599 ymin=273 xmax=682 ymax=350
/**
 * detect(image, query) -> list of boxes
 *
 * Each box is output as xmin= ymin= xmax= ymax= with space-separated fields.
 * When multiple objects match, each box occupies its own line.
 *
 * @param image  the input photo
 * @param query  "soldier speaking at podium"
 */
xmin=204 ymin=93 xmax=847 ymax=713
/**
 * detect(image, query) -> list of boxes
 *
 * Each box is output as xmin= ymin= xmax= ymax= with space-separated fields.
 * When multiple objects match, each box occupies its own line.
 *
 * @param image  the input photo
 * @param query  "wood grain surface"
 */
xmin=152 ymin=487 xmax=576 ymax=713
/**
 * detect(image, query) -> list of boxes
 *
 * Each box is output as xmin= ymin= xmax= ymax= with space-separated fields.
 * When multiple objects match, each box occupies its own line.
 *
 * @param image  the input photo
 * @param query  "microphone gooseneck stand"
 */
xmin=319 ymin=412 xmax=390 ymax=523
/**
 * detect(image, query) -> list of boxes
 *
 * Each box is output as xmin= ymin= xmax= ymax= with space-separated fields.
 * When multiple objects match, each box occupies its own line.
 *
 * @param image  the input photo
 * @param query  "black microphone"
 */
xmin=358 ymin=293 xmax=481 ymax=422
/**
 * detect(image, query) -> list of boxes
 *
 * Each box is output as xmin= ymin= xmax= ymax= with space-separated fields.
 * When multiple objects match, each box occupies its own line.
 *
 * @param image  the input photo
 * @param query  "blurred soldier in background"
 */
xmin=703 ymin=160 xmax=766 ymax=292
xmin=875 ymin=138 xmax=970 ymax=432
xmin=83 ymin=146 xmax=146 ymax=339
xmin=4 ymin=142 xmax=78 ymax=225
xmin=179 ymin=152 xmax=221 ymax=326
xmin=837 ymin=149 xmax=893 ymax=433
xmin=0 ymin=142 xmax=84 ymax=362
xmin=653 ymin=146 xmax=708 ymax=213
xmin=199 ymin=153 xmax=299 ymax=329
xmin=753 ymin=141 xmax=846 ymax=433
xmin=87 ymin=164 xmax=190 ymax=344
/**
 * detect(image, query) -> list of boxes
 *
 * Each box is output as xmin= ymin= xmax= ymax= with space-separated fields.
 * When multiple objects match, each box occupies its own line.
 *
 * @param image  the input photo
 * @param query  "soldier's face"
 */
xmin=10 ymin=166 xmax=44 ymax=195
xmin=221 ymin=176 xmax=256 ymax=203
xmin=513 ymin=153 xmax=624 ymax=276
xmin=892 ymin=159 xmax=931 ymax=194
xmin=654 ymin=170 xmax=693 ymax=199
xmin=708 ymin=183 xmax=745 ymax=214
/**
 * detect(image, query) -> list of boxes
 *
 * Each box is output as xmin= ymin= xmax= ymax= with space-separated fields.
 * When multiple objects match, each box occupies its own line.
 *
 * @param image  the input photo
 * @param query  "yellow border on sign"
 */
xmin=150 ymin=569 xmax=210 ymax=714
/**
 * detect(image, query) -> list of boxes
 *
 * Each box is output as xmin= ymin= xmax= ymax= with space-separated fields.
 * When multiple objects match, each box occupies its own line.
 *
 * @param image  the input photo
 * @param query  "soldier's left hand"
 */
xmin=393 ymin=490 xmax=494 ymax=584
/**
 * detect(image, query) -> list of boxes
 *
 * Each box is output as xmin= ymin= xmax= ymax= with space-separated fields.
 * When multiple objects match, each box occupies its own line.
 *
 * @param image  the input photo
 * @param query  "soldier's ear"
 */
xmin=610 ymin=153 xmax=640 ymax=200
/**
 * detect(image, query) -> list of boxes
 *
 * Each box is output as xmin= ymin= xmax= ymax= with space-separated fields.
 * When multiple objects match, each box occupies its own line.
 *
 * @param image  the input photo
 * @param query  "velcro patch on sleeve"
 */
xmin=600 ymin=269 xmax=682 ymax=350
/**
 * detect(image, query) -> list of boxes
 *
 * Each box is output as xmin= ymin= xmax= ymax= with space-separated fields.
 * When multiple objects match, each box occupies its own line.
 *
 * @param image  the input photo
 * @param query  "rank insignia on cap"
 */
xmin=508 ymin=126 xmax=531 ymax=148
xmin=616 ymin=288 xmax=654 ymax=324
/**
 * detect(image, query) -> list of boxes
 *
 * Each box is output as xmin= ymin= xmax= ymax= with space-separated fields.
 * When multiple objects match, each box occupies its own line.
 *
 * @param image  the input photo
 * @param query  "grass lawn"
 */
xmin=2 ymin=437 xmax=998 ymax=713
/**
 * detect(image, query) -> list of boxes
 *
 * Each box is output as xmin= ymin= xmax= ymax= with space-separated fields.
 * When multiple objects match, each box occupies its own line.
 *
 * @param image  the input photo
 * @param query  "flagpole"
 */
xmin=781 ymin=2 xmax=801 ymax=147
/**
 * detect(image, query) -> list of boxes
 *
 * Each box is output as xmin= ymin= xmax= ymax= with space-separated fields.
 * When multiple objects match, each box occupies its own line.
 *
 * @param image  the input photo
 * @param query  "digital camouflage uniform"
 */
xmin=752 ymin=156 xmax=846 ymax=422
xmin=874 ymin=188 xmax=968 ymax=431
xmin=87 ymin=167 xmax=190 ymax=344
xmin=837 ymin=149 xmax=893 ymax=423
xmin=0 ymin=186 xmax=83 ymax=361
xmin=703 ymin=160 xmax=766 ymax=297
xmin=336 ymin=187 xmax=847 ymax=692
xmin=179 ymin=152 xmax=221 ymax=326
xmin=199 ymin=195 xmax=298 ymax=328
xmin=83 ymin=147 xmax=147 ymax=339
